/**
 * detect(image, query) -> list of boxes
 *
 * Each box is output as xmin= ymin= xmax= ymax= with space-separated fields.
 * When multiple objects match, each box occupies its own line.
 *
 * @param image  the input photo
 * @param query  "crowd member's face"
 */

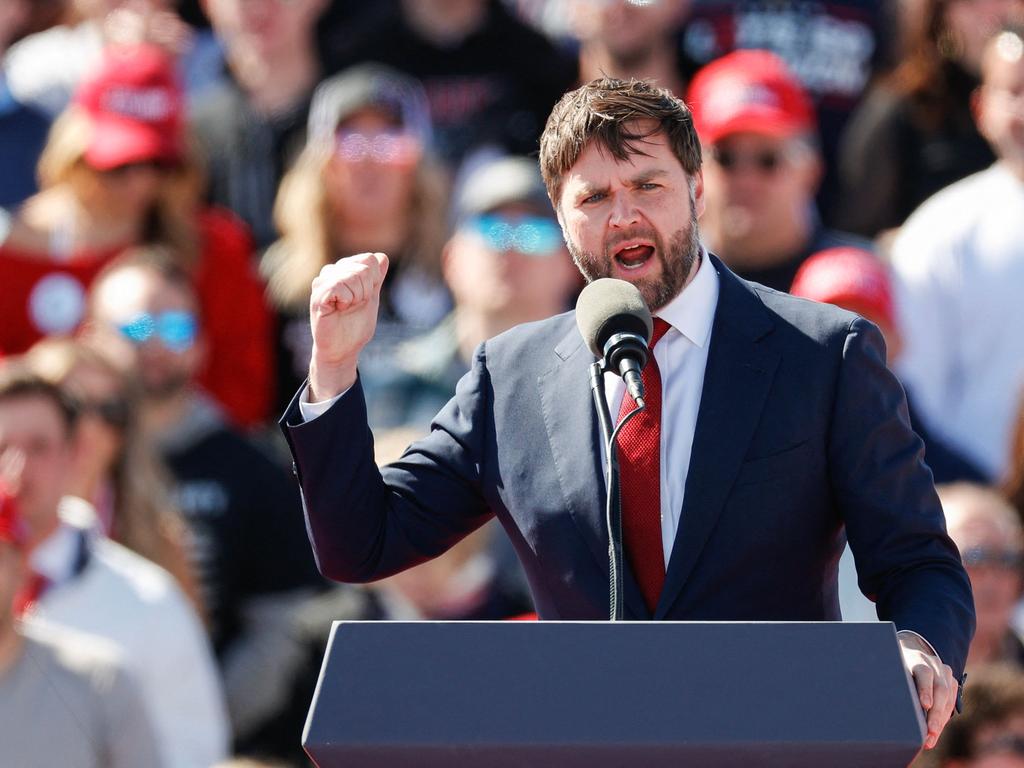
xmin=444 ymin=202 xmax=578 ymax=321
xmin=0 ymin=0 xmax=28 ymax=54
xmin=948 ymin=510 xmax=1024 ymax=645
xmin=326 ymin=109 xmax=420 ymax=230
xmin=88 ymin=267 xmax=204 ymax=403
xmin=0 ymin=396 xmax=73 ymax=542
xmin=573 ymin=0 xmax=687 ymax=63
xmin=204 ymin=0 xmax=324 ymax=59
xmin=700 ymin=131 xmax=819 ymax=261
xmin=943 ymin=0 xmax=1023 ymax=75
xmin=70 ymin=160 xmax=164 ymax=223
xmin=978 ymin=37 xmax=1024 ymax=167
xmin=556 ymin=122 xmax=704 ymax=311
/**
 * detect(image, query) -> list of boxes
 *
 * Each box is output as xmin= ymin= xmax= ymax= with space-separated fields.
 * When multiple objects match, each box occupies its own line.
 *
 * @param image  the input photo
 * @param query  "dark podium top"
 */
xmin=304 ymin=621 xmax=926 ymax=767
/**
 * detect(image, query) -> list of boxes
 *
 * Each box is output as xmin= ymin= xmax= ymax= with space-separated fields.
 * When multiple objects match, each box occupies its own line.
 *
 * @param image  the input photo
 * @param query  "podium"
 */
xmin=303 ymin=621 xmax=926 ymax=767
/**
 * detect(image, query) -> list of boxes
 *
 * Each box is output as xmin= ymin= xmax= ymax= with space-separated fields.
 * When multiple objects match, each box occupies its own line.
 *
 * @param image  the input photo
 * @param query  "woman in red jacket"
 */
xmin=0 ymin=44 xmax=272 ymax=427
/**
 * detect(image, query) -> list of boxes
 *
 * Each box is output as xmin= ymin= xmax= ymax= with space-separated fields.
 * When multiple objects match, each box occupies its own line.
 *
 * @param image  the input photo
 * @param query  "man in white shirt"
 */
xmin=281 ymin=76 xmax=974 ymax=750
xmin=891 ymin=27 xmax=1024 ymax=480
xmin=0 ymin=487 xmax=163 ymax=768
xmin=0 ymin=361 xmax=229 ymax=768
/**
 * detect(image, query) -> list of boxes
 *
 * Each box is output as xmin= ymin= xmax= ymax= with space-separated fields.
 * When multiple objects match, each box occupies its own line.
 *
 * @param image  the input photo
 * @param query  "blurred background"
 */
xmin=2 ymin=0 xmax=1024 ymax=765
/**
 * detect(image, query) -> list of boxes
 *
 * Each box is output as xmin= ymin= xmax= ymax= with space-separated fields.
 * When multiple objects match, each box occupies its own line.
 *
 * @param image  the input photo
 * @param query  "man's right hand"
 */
xmin=307 ymin=252 xmax=389 ymax=402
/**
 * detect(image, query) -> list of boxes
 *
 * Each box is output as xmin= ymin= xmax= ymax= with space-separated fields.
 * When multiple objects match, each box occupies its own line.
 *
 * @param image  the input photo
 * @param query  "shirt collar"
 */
xmin=655 ymin=247 xmax=719 ymax=348
xmin=29 ymin=498 xmax=100 ymax=584
xmin=30 ymin=520 xmax=80 ymax=585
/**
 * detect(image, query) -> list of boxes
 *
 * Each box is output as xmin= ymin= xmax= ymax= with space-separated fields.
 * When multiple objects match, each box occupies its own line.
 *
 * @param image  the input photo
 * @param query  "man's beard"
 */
xmin=140 ymin=370 xmax=191 ymax=403
xmin=566 ymin=210 xmax=702 ymax=312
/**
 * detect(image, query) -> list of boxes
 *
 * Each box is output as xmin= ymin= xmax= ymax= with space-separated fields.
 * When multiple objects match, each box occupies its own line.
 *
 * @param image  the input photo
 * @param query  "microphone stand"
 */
xmin=589 ymin=361 xmax=645 ymax=621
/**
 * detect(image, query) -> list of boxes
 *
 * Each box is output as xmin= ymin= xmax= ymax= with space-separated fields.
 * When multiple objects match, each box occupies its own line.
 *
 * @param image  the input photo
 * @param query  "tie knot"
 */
xmin=650 ymin=318 xmax=672 ymax=348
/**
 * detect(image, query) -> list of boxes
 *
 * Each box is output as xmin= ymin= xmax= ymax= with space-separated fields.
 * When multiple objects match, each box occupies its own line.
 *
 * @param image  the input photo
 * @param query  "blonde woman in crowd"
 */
xmin=262 ymin=64 xmax=451 ymax=413
xmin=0 ymin=43 xmax=272 ymax=427
xmin=25 ymin=336 xmax=203 ymax=618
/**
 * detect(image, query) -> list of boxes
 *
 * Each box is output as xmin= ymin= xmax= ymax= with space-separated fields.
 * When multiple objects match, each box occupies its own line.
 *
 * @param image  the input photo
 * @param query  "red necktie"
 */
xmin=617 ymin=318 xmax=672 ymax=614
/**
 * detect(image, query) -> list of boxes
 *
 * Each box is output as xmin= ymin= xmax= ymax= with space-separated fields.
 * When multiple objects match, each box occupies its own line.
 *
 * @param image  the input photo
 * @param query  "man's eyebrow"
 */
xmin=629 ymin=169 xmax=670 ymax=184
xmin=575 ymin=183 xmax=608 ymax=198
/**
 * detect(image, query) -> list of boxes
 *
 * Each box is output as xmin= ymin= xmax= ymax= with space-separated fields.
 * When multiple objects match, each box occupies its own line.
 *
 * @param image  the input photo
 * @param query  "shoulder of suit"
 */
xmin=478 ymin=310 xmax=578 ymax=358
xmin=743 ymin=277 xmax=864 ymax=346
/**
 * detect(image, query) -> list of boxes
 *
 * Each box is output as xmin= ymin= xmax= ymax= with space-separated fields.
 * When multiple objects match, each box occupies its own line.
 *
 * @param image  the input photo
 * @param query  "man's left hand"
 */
xmin=899 ymin=633 xmax=958 ymax=750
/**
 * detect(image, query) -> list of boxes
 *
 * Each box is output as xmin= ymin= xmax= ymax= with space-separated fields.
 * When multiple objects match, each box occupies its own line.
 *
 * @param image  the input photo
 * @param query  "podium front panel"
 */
xmin=304 ymin=621 xmax=925 ymax=767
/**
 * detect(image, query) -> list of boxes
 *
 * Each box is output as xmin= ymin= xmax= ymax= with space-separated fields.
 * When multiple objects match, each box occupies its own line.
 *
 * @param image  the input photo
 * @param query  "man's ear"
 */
xmin=973 ymin=86 xmax=991 ymax=143
xmin=692 ymin=169 xmax=706 ymax=219
xmin=440 ymin=238 xmax=456 ymax=285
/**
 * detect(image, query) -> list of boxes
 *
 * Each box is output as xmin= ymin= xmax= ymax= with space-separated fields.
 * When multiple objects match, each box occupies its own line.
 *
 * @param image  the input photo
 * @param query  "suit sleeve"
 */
xmin=829 ymin=317 xmax=975 ymax=679
xmin=280 ymin=345 xmax=494 ymax=583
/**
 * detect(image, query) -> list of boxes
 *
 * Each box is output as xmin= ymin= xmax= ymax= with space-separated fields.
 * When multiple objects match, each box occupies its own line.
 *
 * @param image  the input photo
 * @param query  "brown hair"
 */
xmin=925 ymin=663 xmax=1024 ymax=764
xmin=25 ymin=338 xmax=204 ymax=619
xmin=35 ymin=106 xmax=204 ymax=266
xmin=538 ymin=77 xmax=703 ymax=207
xmin=261 ymin=137 xmax=449 ymax=312
xmin=886 ymin=0 xmax=983 ymax=132
xmin=1004 ymin=388 xmax=1024 ymax=519
xmin=0 ymin=359 xmax=78 ymax=436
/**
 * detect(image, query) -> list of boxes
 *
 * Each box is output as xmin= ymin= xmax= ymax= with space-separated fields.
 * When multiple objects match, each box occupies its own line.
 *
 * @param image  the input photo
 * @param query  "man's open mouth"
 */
xmin=612 ymin=241 xmax=656 ymax=270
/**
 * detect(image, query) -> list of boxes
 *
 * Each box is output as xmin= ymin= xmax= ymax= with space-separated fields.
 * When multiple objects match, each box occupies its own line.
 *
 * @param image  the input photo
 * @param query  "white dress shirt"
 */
xmin=28 ymin=499 xmax=230 ymax=768
xmin=602 ymin=251 xmax=719 ymax=566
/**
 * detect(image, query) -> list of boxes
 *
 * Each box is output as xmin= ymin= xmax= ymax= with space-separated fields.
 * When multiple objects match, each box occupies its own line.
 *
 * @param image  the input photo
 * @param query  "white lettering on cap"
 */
xmin=705 ymin=80 xmax=780 ymax=121
xmin=102 ymin=87 xmax=174 ymax=122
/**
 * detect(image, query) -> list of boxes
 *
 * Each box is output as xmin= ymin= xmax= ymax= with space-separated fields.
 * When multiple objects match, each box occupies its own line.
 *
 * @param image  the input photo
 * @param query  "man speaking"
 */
xmin=280 ymin=78 xmax=974 ymax=750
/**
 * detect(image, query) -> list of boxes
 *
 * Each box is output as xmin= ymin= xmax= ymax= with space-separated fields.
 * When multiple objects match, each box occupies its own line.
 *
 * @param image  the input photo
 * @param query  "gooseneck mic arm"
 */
xmin=577 ymin=279 xmax=654 ymax=621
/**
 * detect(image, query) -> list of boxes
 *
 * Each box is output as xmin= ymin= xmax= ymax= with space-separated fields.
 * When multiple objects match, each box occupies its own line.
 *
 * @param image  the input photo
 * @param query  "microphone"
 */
xmin=576 ymin=278 xmax=654 ymax=407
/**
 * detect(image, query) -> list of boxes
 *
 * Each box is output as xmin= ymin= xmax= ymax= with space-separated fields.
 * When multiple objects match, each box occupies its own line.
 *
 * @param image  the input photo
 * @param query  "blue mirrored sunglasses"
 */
xmin=470 ymin=215 xmax=563 ymax=257
xmin=118 ymin=311 xmax=198 ymax=352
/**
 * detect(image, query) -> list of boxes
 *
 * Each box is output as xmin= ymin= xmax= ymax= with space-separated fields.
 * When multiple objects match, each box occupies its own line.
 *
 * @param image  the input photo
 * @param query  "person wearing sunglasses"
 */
xmin=0 ymin=43 xmax=273 ymax=428
xmin=940 ymin=483 xmax=1024 ymax=670
xmin=262 ymin=64 xmax=453 ymax=418
xmin=362 ymin=154 xmax=579 ymax=433
xmin=85 ymin=247 xmax=326 ymax=753
xmin=686 ymin=50 xmax=872 ymax=293
xmin=24 ymin=337 xmax=202 ymax=620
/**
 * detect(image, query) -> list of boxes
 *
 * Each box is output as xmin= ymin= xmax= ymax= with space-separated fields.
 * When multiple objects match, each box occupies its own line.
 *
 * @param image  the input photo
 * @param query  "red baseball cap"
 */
xmin=0 ymin=482 xmax=28 ymax=552
xmin=686 ymin=50 xmax=816 ymax=146
xmin=790 ymin=247 xmax=895 ymax=330
xmin=74 ymin=44 xmax=185 ymax=171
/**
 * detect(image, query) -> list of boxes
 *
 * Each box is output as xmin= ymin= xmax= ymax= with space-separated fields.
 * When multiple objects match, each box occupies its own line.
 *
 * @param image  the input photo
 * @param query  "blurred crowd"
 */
xmin=2 ymin=0 xmax=1024 ymax=765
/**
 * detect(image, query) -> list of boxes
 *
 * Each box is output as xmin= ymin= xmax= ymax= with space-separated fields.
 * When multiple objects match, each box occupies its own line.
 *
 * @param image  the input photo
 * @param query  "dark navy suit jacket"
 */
xmin=281 ymin=256 xmax=975 ymax=679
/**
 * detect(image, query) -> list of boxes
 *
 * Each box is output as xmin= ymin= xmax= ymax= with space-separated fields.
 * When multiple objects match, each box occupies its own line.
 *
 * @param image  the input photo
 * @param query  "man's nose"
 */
xmin=608 ymin=193 xmax=640 ymax=228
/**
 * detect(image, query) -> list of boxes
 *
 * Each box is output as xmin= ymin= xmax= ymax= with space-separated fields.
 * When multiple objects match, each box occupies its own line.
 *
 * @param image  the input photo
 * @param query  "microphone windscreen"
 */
xmin=575 ymin=278 xmax=654 ymax=358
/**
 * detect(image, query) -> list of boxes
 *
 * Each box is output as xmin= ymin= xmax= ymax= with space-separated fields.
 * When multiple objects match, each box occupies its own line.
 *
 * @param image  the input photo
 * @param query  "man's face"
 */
xmin=978 ymin=37 xmax=1024 ymax=166
xmin=204 ymin=0 xmax=324 ymax=59
xmin=88 ymin=266 xmax=203 ymax=403
xmin=0 ymin=396 xmax=73 ymax=542
xmin=444 ymin=202 xmax=578 ymax=321
xmin=556 ymin=124 xmax=704 ymax=311
xmin=948 ymin=511 xmax=1023 ymax=643
xmin=701 ymin=131 xmax=819 ymax=259
xmin=573 ymin=0 xmax=687 ymax=64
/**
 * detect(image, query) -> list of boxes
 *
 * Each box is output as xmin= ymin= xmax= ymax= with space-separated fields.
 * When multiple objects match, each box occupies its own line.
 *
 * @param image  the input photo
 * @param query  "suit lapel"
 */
xmin=538 ymin=325 xmax=649 ymax=619
xmin=655 ymin=258 xmax=780 ymax=618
